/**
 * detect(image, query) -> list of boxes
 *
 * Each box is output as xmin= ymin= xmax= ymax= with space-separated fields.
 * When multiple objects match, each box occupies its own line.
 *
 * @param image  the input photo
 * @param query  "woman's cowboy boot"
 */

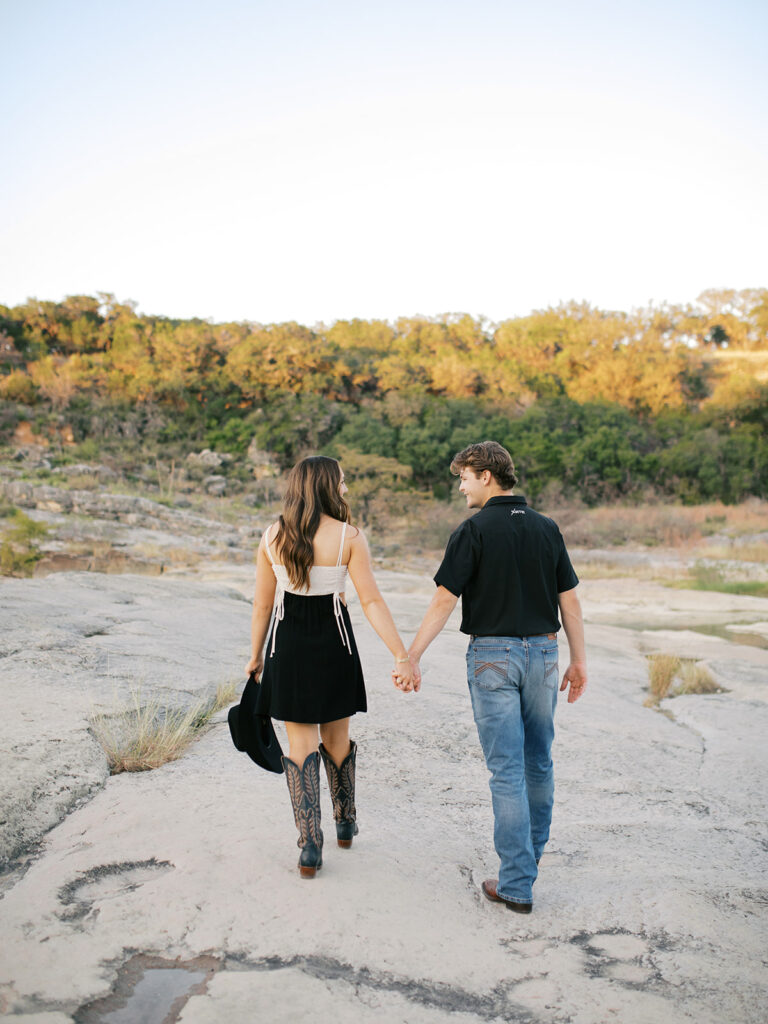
xmin=282 ymin=751 xmax=323 ymax=878
xmin=319 ymin=741 xmax=359 ymax=848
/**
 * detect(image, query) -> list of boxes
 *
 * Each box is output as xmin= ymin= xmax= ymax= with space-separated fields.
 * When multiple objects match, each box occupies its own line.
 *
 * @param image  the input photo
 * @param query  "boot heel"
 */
xmin=337 ymin=838 xmax=352 ymax=849
xmin=300 ymin=864 xmax=319 ymax=878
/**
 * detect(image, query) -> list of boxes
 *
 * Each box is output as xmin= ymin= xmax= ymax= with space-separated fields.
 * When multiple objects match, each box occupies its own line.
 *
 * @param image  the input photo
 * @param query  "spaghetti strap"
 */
xmin=332 ymin=521 xmax=351 ymax=655
xmin=336 ymin=522 xmax=347 ymax=567
xmin=264 ymin=524 xmax=278 ymax=566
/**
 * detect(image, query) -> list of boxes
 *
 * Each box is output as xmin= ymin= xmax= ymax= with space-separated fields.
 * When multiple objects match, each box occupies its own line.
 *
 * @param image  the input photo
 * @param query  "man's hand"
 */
xmin=410 ymin=656 xmax=421 ymax=692
xmin=560 ymin=662 xmax=587 ymax=703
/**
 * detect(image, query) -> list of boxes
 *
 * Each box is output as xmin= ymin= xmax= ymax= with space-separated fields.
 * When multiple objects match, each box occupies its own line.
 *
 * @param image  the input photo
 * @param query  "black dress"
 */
xmin=255 ymin=523 xmax=367 ymax=724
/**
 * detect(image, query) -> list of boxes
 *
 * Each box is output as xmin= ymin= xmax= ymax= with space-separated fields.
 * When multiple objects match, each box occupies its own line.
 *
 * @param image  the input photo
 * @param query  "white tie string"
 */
xmin=269 ymin=587 xmax=285 ymax=657
xmin=333 ymin=592 xmax=352 ymax=654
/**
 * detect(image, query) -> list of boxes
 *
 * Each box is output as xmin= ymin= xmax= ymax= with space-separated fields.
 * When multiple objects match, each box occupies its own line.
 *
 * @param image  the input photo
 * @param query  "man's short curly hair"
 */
xmin=450 ymin=441 xmax=518 ymax=490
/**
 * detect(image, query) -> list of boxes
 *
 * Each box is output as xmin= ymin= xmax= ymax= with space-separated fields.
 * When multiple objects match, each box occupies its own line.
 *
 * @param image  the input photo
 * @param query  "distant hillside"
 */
xmin=1 ymin=289 xmax=767 ymax=504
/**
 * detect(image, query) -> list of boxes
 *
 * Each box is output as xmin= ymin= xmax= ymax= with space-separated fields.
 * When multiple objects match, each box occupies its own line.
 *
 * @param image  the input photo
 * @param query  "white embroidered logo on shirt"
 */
xmin=510 ymin=509 xmax=526 ymax=515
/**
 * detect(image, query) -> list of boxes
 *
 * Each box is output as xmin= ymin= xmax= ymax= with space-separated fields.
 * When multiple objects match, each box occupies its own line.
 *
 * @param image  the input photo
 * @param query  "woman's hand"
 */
xmin=245 ymin=654 xmax=263 ymax=680
xmin=392 ymin=656 xmax=419 ymax=693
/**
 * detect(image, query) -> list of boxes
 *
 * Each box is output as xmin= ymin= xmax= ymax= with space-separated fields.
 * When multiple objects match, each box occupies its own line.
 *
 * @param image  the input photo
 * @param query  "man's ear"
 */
xmin=482 ymin=470 xmax=492 ymax=485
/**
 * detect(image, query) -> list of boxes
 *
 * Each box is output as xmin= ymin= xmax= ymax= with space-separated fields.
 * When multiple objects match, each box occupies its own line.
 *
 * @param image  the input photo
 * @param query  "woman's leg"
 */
xmin=285 ymin=721 xmax=320 ymax=767
xmin=318 ymin=718 xmax=358 ymax=847
xmin=319 ymin=717 xmax=351 ymax=765
xmin=282 ymin=722 xmax=323 ymax=877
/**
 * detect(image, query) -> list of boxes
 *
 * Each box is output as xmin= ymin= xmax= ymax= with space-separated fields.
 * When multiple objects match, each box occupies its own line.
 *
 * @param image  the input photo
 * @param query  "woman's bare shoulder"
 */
xmin=261 ymin=521 xmax=281 ymax=547
xmin=347 ymin=524 xmax=367 ymax=553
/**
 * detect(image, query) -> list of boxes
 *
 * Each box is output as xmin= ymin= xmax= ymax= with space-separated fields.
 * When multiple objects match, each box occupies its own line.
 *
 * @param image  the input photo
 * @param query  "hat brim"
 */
xmin=228 ymin=675 xmax=284 ymax=774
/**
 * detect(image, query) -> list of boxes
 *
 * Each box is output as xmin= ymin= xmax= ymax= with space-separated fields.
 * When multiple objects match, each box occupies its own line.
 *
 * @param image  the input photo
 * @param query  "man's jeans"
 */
xmin=467 ymin=634 xmax=559 ymax=905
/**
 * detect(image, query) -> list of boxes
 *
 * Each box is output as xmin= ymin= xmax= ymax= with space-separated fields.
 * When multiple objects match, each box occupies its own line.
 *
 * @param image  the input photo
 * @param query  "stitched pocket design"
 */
xmin=542 ymin=647 xmax=559 ymax=682
xmin=471 ymin=646 xmax=510 ymax=690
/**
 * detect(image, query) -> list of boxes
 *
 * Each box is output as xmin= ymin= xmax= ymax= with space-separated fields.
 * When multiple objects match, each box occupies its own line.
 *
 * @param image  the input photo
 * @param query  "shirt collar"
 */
xmin=484 ymin=495 xmax=528 ymax=507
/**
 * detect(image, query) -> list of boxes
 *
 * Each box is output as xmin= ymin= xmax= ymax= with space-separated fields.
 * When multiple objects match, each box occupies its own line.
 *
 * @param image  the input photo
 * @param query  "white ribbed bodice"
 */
xmin=265 ymin=522 xmax=351 ymax=657
xmin=270 ymin=563 xmax=348 ymax=596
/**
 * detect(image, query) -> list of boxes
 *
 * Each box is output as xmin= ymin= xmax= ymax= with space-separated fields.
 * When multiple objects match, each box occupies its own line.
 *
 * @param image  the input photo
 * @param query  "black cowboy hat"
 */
xmin=228 ymin=673 xmax=284 ymax=773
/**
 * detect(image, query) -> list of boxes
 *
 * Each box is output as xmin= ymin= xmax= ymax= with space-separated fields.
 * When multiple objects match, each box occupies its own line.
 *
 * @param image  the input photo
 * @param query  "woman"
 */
xmin=246 ymin=455 xmax=414 ymax=878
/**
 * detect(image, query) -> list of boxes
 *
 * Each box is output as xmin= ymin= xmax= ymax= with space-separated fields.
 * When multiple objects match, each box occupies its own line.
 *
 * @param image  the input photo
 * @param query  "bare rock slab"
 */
xmin=0 ymin=572 xmax=250 ymax=867
xmin=1 ymin=573 xmax=767 ymax=1023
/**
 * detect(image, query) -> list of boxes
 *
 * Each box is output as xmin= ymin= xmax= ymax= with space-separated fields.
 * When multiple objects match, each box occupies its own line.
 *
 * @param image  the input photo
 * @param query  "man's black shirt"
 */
xmin=434 ymin=495 xmax=578 ymax=637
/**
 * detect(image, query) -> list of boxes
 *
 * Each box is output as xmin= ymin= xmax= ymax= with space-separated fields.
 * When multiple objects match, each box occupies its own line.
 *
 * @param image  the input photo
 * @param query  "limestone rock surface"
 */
xmin=0 ymin=572 xmax=250 ymax=867
xmin=0 ymin=570 xmax=767 ymax=1023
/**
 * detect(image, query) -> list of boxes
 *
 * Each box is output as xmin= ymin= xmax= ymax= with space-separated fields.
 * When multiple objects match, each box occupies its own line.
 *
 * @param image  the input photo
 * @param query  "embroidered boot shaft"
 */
xmin=282 ymin=751 xmax=323 ymax=877
xmin=319 ymin=740 xmax=359 ymax=848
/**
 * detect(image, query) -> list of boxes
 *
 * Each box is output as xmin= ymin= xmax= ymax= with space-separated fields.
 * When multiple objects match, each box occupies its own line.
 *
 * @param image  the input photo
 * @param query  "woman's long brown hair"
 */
xmin=274 ymin=456 xmax=350 ymax=590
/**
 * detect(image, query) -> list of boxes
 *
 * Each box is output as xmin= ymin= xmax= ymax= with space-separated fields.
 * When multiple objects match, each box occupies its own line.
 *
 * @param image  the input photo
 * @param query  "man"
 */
xmin=403 ymin=441 xmax=587 ymax=914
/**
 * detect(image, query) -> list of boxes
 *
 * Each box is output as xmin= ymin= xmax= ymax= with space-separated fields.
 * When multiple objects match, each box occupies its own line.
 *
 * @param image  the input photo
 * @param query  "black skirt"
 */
xmin=255 ymin=591 xmax=367 ymax=724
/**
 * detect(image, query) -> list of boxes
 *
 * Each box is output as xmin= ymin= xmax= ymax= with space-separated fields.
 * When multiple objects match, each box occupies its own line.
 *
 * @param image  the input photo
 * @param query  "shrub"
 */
xmin=0 ymin=510 xmax=48 ymax=576
xmin=75 ymin=438 xmax=100 ymax=460
xmin=0 ymin=371 xmax=38 ymax=404
xmin=205 ymin=416 xmax=254 ymax=454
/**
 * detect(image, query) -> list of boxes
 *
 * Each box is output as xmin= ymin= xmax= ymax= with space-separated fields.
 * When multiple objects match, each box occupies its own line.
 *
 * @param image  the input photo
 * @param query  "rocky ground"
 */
xmin=1 ymin=551 xmax=767 ymax=1023
xmin=1 ymin=456 xmax=767 ymax=1022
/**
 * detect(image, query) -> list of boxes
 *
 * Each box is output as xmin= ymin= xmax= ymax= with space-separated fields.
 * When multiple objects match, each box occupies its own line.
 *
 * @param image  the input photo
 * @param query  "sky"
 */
xmin=1 ymin=0 xmax=766 ymax=326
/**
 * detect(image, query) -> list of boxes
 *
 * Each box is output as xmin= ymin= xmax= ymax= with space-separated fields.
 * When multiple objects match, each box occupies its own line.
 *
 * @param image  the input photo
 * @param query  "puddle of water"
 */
xmin=76 ymin=956 xmax=218 ymax=1024
xmin=100 ymin=968 xmax=205 ymax=1024
xmin=693 ymin=624 xmax=768 ymax=650
xmin=605 ymin=621 xmax=768 ymax=651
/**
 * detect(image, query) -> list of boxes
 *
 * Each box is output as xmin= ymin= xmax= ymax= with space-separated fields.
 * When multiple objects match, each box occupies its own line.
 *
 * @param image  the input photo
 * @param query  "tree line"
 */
xmin=1 ymin=289 xmax=767 ymax=504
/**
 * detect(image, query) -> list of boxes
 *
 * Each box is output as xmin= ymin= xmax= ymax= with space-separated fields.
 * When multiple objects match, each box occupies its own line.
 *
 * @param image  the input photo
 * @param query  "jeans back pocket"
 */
xmin=542 ymin=646 xmax=559 ymax=685
xmin=468 ymin=644 xmax=511 ymax=690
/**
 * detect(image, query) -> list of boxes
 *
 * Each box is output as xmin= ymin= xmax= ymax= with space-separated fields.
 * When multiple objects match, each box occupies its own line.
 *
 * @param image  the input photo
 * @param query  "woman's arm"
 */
xmin=347 ymin=528 xmax=413 ymax=688
xmin=245 ymin=531 xmax=278 ymax=677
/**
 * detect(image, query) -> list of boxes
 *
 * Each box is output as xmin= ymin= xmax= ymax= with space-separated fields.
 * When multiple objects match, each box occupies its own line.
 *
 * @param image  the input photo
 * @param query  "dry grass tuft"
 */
xmin=64 ymin=473 xmax=101 ymax=491
xmin=645 ymin=656 xmax=723 ymax=706
xmin=91 ymin=682 xmax=238 ymax=774
xmin=699 ymin=541 xmax=768 ymax=563
xmin=214 ymin=679 xmax=238 ymax=710
xmin=552 ymin=498 xmax=768 ymax=550
xmin=673 ymin=661 xmax=721 ymax=696
xmin=645 ymin=654 xmax=682 ymax=704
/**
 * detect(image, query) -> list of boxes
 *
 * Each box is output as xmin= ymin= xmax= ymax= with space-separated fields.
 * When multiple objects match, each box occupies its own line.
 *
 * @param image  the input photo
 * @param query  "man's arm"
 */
xmin=404 ymin=586 xmax=459 ymax=692
xmin=558 ymin=587 xmax=587 ymax=703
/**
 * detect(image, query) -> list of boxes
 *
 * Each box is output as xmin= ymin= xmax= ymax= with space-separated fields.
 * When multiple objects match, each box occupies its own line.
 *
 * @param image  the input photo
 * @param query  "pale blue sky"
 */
xmin=2 ymin=0 xmax=766 ymax=324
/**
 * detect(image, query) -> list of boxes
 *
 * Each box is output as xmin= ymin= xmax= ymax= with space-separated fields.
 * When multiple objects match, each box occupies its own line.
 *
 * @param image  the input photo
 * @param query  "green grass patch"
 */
xmin=668 ymin=562 xmax=768 ymax=598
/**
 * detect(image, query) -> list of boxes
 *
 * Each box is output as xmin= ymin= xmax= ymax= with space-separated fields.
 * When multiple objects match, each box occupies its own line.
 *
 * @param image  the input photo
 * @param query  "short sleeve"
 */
xmin=555 ymin=530 xmax=579 ymax=592
xmin=434 ymin=520 xmax=480 ymax=597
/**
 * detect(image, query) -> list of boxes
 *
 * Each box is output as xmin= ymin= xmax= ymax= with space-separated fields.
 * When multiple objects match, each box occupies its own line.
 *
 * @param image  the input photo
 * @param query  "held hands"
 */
xmin=392 ymin=654 xmax=421 ymax=693
xmin=560 ymin=662 xmax=587 ymax=703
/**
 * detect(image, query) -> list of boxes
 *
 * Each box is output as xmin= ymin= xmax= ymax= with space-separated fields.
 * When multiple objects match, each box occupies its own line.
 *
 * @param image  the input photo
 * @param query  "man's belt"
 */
xmin=470 ymin=632 xmax=557 ymax=640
